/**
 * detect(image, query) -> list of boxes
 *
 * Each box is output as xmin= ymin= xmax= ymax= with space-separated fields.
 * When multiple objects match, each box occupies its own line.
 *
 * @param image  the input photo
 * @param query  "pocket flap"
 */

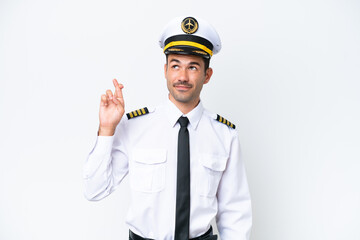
xmin=132 ymin=148 xmax=167 ymax=164
xmin=200 ymin=154 xmax=228 ymax=171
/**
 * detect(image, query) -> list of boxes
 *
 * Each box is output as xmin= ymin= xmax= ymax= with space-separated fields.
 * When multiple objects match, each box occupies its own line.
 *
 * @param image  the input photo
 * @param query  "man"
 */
xmin=83 ymin=16 xmax=252 ymax=240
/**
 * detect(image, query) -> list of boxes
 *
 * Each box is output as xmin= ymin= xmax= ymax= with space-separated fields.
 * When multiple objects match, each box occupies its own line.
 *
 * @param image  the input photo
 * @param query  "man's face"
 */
xmin=164 ymin=54 xmax=213 ymax=106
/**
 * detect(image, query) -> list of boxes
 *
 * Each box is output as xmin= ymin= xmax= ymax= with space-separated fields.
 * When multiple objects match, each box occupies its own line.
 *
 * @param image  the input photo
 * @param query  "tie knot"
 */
xmin=178 ymin=116 xmax=189 ymax=127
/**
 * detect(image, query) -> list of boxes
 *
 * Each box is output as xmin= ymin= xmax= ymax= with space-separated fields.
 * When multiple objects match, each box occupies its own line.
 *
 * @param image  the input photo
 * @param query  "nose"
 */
xmin=177 ymin=68 xmax=189 ymax=82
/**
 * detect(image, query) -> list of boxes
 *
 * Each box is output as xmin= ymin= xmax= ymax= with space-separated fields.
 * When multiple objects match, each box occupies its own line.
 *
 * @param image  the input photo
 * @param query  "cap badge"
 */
xmin=181 ymin=17 xmax=198 ymax=34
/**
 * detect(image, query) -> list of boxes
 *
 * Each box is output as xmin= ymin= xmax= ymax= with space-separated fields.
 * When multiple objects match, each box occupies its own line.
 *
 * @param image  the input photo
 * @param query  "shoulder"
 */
xmin=125 ymin=103 xmax=167 ymax=120
xmin=203 ymin=109 xmax=236 ymax=130
xmin=214 ymin=114 xmax=236 ymax=129
xmin=126 ymin=107 xmax=152 ymax=120
xmin=117 ymin=106 xmax=156 ymax=132
xmin=200 ymin=108 xmax=238 ymax=156
xmin=118 ymin=106 xmax=157 ymax=128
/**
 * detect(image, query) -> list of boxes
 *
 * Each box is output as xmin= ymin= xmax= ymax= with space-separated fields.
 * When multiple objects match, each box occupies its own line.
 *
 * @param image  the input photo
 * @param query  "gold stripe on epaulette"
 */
xmin=126 ymin=107 xmax=149 ymax=120
xmin=216 ymin=114 xmax=236 ymax=129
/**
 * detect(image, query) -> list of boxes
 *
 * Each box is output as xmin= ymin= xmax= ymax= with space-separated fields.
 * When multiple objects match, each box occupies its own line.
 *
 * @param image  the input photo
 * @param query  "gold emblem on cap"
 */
xmin=181 ymin=17 xmax=198 ymax=34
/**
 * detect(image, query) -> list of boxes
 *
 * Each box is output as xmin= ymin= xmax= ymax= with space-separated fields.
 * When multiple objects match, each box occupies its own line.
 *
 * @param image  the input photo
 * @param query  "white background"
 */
xmin=1 ymin=0 xmax=359 ymax=239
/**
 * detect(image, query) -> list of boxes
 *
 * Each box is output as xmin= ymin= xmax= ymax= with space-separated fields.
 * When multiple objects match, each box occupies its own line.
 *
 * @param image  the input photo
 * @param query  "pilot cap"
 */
xmin=159 ymin=16 xmax=221 ymax=59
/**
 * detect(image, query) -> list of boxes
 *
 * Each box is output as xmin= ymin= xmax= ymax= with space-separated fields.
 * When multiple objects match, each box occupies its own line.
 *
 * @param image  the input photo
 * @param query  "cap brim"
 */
xmin=164 ymin=46 xmax=211 ymax=59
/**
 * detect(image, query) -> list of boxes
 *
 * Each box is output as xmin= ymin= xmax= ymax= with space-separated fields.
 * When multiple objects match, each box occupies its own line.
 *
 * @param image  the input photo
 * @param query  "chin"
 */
xmin=175 ymin=97 xmax=191 ymax=103
xmin=173 ymin=94 xmax=192 ymax=103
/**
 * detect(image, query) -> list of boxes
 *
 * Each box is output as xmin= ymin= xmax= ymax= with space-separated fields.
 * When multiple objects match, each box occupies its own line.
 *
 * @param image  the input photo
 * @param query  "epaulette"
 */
xmin=216 ymin=114 xmax=236 ymax=129
xmin=126 ymin=107 xmax=149 ymax=120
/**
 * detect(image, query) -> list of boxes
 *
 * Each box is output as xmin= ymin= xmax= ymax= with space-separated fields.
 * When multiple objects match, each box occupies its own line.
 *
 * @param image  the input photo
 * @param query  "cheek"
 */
xmin=167 ymin=70 xmax=179 ymax=81
xmin=166 ymin=75 xmax=173 ymax=89
xmin=192 ymin=74 xmax=206 ymax=85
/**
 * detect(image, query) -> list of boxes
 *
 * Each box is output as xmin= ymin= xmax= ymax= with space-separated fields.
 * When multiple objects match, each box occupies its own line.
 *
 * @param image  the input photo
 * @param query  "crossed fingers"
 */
xmin=101 ymin=79 xmax=124 ymax=106
xmin=113 ymin=79 xmax=124 ymax=103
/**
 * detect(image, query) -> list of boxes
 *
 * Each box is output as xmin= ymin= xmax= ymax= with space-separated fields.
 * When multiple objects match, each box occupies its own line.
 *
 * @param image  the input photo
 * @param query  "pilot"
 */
xmin=83 ymin=16 xmax=252 ymax=240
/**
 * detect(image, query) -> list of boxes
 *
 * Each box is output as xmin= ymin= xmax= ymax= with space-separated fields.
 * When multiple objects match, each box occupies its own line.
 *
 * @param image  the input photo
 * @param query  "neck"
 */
xmin=168 ymin=94 xmax=200 ymax=114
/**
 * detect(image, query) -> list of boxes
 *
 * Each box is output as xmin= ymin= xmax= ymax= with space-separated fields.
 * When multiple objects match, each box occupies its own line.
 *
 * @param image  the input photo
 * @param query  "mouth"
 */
xmin=174 ymin=83 xmax=192 ymax=91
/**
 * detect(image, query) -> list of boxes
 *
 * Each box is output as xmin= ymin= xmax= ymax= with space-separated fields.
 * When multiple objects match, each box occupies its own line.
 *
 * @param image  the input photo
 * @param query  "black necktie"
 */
xmin=175 ymin=116 xmax=190 ymax=240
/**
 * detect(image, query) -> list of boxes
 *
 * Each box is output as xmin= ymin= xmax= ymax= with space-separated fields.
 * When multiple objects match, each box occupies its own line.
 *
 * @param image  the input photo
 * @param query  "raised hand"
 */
xmin=98 ymin=79 xmax=125 ymax=136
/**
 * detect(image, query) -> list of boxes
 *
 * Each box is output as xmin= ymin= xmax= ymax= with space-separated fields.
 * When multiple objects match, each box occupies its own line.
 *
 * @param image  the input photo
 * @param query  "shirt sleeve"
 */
xmin=83 ymin=121 xmax=129 ymax=201
xmin=216 ymin=130 xmax=252 ymax=240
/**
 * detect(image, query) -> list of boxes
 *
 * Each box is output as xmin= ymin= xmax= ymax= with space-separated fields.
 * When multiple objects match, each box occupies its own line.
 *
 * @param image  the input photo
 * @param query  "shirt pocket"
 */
xmin=129 ymin=148 xmax=167 ymax=193
xmin=195 ymin=154 xmax=227 ymax=198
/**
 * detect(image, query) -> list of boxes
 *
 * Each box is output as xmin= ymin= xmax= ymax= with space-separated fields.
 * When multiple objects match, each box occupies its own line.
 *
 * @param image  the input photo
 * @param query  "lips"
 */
xmin=173 ymin=82 xmax=192 ymax=91
xmin=175 ymin=85 xmax=191 ymax=91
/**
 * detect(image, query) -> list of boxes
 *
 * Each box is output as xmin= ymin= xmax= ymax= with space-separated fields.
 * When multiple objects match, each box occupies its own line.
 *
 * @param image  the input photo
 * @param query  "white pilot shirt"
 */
xmin=83 ymin=98 xmax=252 ymax=240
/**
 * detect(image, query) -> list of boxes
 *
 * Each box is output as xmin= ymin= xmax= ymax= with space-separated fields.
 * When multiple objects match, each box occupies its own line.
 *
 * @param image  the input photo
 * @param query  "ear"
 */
xmin=164 ymin=63 xmax=167 ymax=78
xmin=204 ymin=67 xmax=213 ymax=84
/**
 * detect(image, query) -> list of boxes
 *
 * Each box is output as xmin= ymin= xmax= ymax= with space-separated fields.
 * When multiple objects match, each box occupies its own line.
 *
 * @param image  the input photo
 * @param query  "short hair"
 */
xmin=166 ymin=55 xmax=210 ymax=74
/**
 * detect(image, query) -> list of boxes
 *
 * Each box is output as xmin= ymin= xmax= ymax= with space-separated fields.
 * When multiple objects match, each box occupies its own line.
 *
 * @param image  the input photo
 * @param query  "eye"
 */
xmin=189 ymin=66 xmax=198 ymax=70
xmin=171 ymin=65 xmax=179 ymax=69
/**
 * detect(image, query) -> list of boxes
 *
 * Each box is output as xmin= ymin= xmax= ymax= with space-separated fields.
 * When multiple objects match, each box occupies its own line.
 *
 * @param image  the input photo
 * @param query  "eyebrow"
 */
xmin=169 ymin=59 xmax=201 ymax=66
xmin=170 ymin=59 xmax=180 ymax=63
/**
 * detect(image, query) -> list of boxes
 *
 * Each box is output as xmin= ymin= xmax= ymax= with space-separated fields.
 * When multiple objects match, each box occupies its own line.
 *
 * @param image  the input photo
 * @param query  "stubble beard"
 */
xmin=169 ymin=83 xmax=203 ymax=105
xmin=174 ymin=94 xmax=192 ymax=103
xmin=169 ymin=88 xmax=194 ymax=103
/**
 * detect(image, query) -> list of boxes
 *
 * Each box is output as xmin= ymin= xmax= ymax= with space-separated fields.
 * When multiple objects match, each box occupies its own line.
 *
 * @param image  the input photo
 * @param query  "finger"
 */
xmin=113 ymin=78 xmax=119 ymax=87
xmin=116 ymin=96 xmax=124 ymax=106
xmin=106 ymin=89 xmax=114 ymax=100
xmin=112 ymin=93 xmax=119 ymax=103
xmin=112 ymin=93 xmax=124 ymax=105
xmin=101 ymin=94 xmax=108 ymax=106
xmin=113 ymin=79 xmax=119 ymax=97
xmin=113 ymin=79 xmax=124 ymax=99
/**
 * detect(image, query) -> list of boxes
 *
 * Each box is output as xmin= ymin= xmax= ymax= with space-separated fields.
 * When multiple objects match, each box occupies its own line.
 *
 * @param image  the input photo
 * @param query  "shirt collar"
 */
xmin=165 ymin=96 xmax=204 ymax=130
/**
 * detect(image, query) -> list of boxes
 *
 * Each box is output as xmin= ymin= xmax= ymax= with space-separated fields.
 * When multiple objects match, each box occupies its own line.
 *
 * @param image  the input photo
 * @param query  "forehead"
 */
xmin=167 ymin=54 xmax=204 ymax=65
